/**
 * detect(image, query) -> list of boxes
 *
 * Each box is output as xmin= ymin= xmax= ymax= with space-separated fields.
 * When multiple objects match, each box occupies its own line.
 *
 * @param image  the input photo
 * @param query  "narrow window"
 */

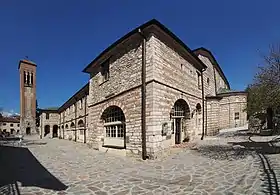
xmin=80 ymin=99 xmax=83 ymax=109
xmin=234 ymin=112 xmax=240 ymax=120
xmin=197 ymin=72 xmax=202 ymax=89
xmin=101 ymin=59 xmax=110 ymax=82
xmin=27 ymin=72 xmax=30 ymax=85
xmin=10 ymin=124 xmax=13 ymax=127
xmin=24 ymin=71 xmax=26 ymax=84
xmin=46 ymin=113 xmax=49 ymax=120
xmin=207 ymin=78 xmax=210 ymax=85
xmin=31 ymin=73 xmax=33 ymax=85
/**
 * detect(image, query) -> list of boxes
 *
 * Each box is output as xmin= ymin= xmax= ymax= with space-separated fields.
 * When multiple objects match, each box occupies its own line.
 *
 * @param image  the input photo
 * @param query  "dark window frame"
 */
xmin=234 ymin=112 xmax=240 ymax=120
xmin=101 ymin=59 xmax=110 ymax=82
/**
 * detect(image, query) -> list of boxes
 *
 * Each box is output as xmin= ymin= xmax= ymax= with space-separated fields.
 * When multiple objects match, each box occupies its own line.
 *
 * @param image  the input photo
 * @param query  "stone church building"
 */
xmin=21 ymin=19 xmax=247 ymax=159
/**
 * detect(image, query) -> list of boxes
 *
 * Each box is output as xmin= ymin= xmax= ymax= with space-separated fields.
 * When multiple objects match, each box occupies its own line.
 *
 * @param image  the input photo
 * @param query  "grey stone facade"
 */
xmin=38 ymin=19 xmax=247 ymax=158
xmin=39 ymin=84 xmax=89 ymax=143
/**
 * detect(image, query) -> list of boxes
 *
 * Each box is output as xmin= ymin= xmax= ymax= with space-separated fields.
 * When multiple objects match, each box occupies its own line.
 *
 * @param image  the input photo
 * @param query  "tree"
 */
xmin=246 ymin=44 xmax=280 ymax=117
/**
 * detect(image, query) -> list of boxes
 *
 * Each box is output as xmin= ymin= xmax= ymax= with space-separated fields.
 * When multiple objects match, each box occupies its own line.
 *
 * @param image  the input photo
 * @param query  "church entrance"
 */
xmin=26 ymin=127 xmax=31 ymax=135
xmin=171 ymin=99 xmax=191 ymax=145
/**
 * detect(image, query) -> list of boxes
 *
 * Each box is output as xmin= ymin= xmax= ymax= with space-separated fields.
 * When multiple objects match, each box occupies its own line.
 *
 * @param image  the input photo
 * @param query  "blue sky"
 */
xmin=1 ymin=0 xmax=280 ymax=113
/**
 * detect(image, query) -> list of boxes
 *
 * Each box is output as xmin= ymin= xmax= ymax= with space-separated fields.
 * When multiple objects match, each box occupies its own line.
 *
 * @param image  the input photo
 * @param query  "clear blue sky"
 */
xmin=1 ymin=0 xmax=280 ymax=113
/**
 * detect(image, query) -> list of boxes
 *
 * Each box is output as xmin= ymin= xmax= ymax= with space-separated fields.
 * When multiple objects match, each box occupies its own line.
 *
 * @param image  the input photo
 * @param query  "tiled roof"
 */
xmin=0 ymin=116 xmax=20 ymax=123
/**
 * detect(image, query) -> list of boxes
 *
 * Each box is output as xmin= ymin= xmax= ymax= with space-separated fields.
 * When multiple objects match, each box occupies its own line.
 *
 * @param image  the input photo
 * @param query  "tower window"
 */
xmin=27 ymin=72 xmax=30 ymax=85
xmin=10 ymin=124 xmax=13 ymax=127
xmin=24 ymin=71 xmax=26 ymax=84
xmin=46 ymin=113 xmax=49 ymax=120
xmin=31 ymin=73 xmax=33 ymax=85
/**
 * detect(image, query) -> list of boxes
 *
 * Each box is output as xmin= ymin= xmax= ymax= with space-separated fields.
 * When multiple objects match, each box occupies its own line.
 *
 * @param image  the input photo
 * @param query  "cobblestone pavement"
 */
xmin=1 ymin=134 xmax=279 ymax=195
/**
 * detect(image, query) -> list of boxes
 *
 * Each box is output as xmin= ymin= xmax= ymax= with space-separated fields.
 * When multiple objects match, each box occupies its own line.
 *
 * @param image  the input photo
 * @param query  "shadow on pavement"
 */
xmin=0 ymin=145 xmax=67 ymax=194
xmin=194 ymin=136 xmax=280 ymax=195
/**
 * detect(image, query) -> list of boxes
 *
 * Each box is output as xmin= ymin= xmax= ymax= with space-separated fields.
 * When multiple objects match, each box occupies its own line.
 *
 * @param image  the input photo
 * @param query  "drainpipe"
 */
xmin=138 ymin=29 xmax=147 ymax=160
xmin=63 ymin=112 xmax=65 ymax=139
xmin=84 ymin=95 xmax=87 ymax=143
xmin=201 ymin=68 xmax=206 ymax=140
xmin=74 ymin=98 xmax=77 ymax=142
xmin=213 ymin=68 xmax=217 ymax=95
xmin=59 ymin=113 xmax=61 ymax=138
xmin=205 ymin=98 xmax=208 ymax=136
xmin=40 ymin=112 xmax=43 ymax=139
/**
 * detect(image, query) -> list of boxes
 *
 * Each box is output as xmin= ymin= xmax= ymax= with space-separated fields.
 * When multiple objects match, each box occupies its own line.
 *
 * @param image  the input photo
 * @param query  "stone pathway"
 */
xmin=0 ymin=135 xmax=276 ymax=195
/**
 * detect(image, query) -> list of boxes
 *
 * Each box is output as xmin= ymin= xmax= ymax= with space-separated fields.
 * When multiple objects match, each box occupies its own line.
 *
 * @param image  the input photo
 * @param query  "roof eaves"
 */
xmin=18 ymin=59 xmax=37 ymax=69
xmin=193 ymin=47 xmax=230 ymax=89
xmin=82 ymin=19 xmax=207 ymax=73
xmin=57 ymin=83 xmax=89 ymax=113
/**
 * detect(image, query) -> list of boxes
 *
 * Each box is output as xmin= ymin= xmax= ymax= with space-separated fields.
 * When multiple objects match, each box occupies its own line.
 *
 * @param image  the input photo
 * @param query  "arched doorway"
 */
xmin=44 ymin=125 xmax=50 ymax=137
xmin=53 ymin=125 xmax=58 ymax=138
xmin=171 ymin=99 xmax=190 ymax=144
xmin=26 ymin=127 xmax=31 ymax=135
xmin=101 ymin=106 xmax=126 ymax=148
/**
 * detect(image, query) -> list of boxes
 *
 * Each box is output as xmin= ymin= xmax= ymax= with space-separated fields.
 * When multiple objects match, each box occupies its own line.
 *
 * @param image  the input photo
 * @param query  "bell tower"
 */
xmin=19 ymin=59 xmax=37 ymax=135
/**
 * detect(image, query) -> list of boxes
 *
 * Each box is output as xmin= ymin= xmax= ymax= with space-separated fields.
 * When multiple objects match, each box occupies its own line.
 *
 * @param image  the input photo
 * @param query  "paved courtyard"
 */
xmin=1 ymin=132 xmax=280 ymax=195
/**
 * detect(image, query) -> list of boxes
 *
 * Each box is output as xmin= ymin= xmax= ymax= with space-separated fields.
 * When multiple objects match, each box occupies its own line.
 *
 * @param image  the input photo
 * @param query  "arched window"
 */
xmin=172 ymin=99 xmax=190 ymax=118
xmin=78 ymin=120 xmax=84 ymax=127
xmin=61 ymin=125 xmax=64 ymax=129
xmin=65 ymin=124 xmax=68 ymax=129
xmin=196 ymin=103 xmax=202 ymax=114
xmin=70 ymin=122 xmax=75 ymax=128
xmin=101 ymin=106 xmax=125 ymax=138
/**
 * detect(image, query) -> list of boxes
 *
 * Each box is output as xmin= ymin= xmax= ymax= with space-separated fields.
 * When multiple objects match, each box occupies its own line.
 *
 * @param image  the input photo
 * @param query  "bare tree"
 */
xmin=247 ymin=44 xmax=280 ymax=116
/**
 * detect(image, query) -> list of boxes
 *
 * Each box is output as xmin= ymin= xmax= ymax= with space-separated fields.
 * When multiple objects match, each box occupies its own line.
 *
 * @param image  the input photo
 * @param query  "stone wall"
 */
xmin=197 ymin=55 xmax=216 ymax=97
xmin=88 ymin=87 xmax=142 ymax=156
xmin=215 ymin=69 xmax=228 ymax=91
xmin=146 ymin=35 xmax=203 ymax=158
xmin=88 ymin=33 xmax=153 ymax=106
xmin=58 ymin=96 xmax=89 ymax=142
xmin=0 ymin=122 xmax=20 ymax=134
xmin=40 ymin=112 xmax=59 ymax=138
xmin=152 ymin=36 xmax=202 ymax=98
xmin=206 ymin=98 xmax=220 ymax=135
xmin=87 ymin=33 xmax=154 ymax=156
xmin=147 ymin=82 xmax=203 ymax=158
xmin=219 ymin=94 xmax=247 ymax=129
xmin=206 ymin=93 xmax=247 ymax=135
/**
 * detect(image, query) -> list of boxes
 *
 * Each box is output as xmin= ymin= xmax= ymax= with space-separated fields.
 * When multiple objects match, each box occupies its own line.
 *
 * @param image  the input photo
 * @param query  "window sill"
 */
xmin=103 ymin=137 xmax=124 ymax=148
